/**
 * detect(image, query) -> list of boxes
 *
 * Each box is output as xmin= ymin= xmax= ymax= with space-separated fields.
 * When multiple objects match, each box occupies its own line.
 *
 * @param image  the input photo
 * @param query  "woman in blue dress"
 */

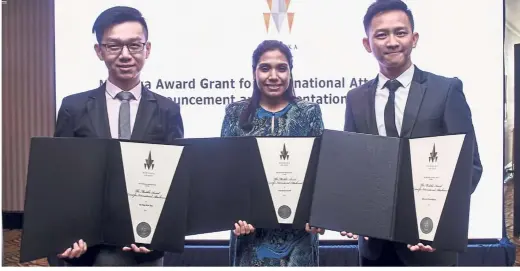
xmin=220 ymin=40 xmax=325 ymax=266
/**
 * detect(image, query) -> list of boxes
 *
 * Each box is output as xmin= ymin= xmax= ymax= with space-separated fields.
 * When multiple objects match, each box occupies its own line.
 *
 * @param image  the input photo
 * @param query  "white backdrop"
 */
xmin=55 ymin=0 xmax=504 ymax=240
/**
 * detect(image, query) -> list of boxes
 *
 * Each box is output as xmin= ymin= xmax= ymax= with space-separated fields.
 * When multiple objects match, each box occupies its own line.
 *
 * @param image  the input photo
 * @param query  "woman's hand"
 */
xmin=305 ymin=223 xmax=325 ymax=235
xmin=233 ymin=220 xmax=255 ymax=236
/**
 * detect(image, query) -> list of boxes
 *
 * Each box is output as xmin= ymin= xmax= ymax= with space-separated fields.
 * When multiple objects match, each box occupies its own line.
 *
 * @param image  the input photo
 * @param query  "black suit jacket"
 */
xmin=51 ymin=83 xmax=184 ymax=266
xmin=344 ymin=66 xmax=482 ymax=266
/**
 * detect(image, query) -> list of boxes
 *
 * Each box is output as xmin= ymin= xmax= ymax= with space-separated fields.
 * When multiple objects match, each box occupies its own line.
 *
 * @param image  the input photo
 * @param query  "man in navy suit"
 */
xmin=342 ymin=0 xmax=482 ymax=266
xmin=50 ymin=6 xmax=183 ymax=266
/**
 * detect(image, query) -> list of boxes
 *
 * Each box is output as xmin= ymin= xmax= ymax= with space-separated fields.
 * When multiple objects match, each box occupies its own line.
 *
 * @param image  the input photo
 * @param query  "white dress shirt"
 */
xmin=375 ymin=64 xmax=415 ymax=136
xmin=105 ymin=80 xmax=142 ymax=139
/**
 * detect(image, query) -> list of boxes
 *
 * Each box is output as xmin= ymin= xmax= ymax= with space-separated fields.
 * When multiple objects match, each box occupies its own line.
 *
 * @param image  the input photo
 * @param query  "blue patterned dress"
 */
xmin=220 ymin=98 xmax=325 ymax=267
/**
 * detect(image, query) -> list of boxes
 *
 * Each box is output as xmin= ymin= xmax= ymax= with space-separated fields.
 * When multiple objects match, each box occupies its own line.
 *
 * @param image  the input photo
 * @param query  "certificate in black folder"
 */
xmin=309 ymin=129 xmax=474 ymax=252
xmin=20 ymin=137 xmax=190 ymax=263
xmin=250 ymin=137 xmax=320 ymax=229
xmin=181 ymin=136 xmax=320 ymax=235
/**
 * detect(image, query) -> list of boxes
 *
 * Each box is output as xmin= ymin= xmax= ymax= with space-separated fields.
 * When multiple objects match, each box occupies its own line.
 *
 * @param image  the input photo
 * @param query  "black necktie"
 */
xmin=383 ymin=79 xmax=402 ymax=137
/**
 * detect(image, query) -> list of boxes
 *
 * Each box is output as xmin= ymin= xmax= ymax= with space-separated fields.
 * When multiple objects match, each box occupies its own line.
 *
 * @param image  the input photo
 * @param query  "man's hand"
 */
xmin=122 ymin=244 xmax=152 ymax=253
xmin=57 ymin=240 xmax=87 ymax=259
xmin=339 ymin=231 xmax=369 ymax=240
xmin=407 ymin=243 xmax=436 ymax=252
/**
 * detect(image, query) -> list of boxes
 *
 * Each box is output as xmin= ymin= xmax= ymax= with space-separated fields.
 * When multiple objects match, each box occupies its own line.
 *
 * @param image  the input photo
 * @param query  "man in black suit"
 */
xmin=50 ymin=6 xmax=183 ymax=266
xmin=341 ymin=0 xmax=482 ymax=266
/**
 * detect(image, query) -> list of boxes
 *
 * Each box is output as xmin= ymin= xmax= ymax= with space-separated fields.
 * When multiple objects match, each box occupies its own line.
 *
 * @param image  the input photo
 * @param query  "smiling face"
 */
xmin=254 ymin=49 xmax=291 ymax=101
xmin=94 ymin=21 xmax=151 ymax=88
xmin=362 ymin=10 xmax=418 ymax=77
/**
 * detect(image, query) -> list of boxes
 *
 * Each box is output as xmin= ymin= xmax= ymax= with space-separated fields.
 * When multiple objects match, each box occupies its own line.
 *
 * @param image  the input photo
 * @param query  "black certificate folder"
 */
xmin=20 ymin=137 xmax=190 ymax=263
xmin=180 ymin=137 xmax=256 ymax=236
xmin=181 ymin=136 xmax=320 ymax=235
xmin=309 ymin=130 xmax=473 ymax=252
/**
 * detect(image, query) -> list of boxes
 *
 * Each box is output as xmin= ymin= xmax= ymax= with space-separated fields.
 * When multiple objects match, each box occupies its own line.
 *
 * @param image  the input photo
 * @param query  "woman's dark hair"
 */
xmin=239 ymin=40 xmax=297 ymax=130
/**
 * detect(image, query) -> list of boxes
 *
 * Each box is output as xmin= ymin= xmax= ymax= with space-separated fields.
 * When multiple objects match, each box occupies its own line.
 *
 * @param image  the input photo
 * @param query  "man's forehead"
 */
xmin=103 ymin=36 xmax=143 ymax=42
xmin=103 ymin=22 xmax=145 ymax=36
xmin=369 ymin=10 xmax=411 ymax=31
xmin=371 ymin=25 xmax=409 ymax=32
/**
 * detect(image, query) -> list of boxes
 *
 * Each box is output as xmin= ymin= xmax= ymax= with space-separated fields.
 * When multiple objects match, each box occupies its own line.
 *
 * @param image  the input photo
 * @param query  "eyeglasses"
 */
xmin=100 ymin=42 xmax=146 ymax=54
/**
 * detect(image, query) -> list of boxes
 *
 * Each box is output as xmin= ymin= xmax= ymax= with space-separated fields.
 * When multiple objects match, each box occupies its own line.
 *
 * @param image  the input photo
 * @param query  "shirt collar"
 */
xmin=377 ymin=64 xmax=415 ymax=90
xmin=105 ymin=80 xmax=142 ymax=100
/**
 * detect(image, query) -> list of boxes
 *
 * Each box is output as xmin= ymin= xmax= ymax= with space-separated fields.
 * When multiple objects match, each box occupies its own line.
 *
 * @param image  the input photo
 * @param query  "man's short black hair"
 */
xmin=92 ymin=6 xmax=149 ymax=43
xmin=363 ymin=0 xmax=414 ymax=33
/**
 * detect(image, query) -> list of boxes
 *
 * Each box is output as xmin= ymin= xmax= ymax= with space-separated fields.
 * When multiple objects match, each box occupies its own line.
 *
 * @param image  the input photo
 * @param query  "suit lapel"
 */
xmin=400 ymin=67 xmax=427 ymax=138
xmin=131 ymin=87 xmax=157 ymax=141
xmin=365 ymin=78 xmax=380 ymax=135
xmin=87 ymin=84 xmax=111 ymax=138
